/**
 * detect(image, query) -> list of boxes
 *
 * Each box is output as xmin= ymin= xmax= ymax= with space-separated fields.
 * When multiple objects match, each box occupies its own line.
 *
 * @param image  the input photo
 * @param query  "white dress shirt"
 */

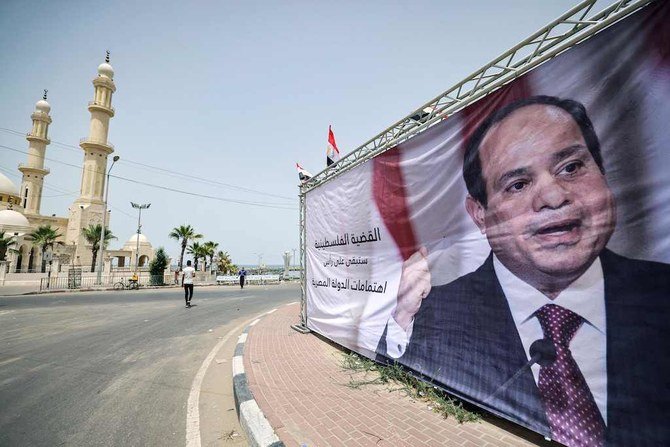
xmin=385 ymin=254 xmax=608 ymax=424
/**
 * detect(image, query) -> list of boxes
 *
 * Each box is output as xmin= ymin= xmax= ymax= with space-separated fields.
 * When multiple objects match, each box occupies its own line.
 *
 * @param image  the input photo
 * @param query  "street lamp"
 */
xmin=97 ymin=155 xmax=119 ymax=285
xmin=254 ymin=252 xmax=263 ymax=274
xmin=130 ymin=202 xmax=150 ymax=274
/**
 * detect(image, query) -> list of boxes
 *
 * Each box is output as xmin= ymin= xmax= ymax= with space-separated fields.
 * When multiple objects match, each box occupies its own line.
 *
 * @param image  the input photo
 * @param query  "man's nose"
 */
xmin=532 ymin=174 xmax=571 ymax=211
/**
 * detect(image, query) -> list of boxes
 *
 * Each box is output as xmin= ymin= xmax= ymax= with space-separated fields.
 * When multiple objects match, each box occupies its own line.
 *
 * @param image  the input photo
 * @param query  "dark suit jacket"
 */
xmin=377 ymin=249 xmax=670 ymax=446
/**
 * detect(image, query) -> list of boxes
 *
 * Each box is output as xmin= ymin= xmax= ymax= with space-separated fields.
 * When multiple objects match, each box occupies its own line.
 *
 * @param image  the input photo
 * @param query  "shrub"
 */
xmin=149 ymin=247 xmax=169 ymax=285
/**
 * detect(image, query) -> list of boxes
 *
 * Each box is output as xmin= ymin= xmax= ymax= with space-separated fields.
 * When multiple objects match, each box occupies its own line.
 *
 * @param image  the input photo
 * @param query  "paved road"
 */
xmin=0 ymin=284 xmax=300 ymax=446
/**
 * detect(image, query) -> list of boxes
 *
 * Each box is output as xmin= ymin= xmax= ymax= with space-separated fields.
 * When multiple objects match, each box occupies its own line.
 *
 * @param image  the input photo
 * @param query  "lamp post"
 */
xmin=97 ymin=155 xmax=119 ymax=285
xmin=130 ymin=202 xmax=150 ymax=274
xmin=254 ymin=252 xmax=263 ymax=274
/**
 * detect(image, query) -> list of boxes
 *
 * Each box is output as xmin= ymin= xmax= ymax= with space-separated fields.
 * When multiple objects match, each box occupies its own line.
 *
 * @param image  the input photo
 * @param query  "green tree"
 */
xmin=149 ymin=247 xmax=169 ymax=285
xmin=81 ymin=224 xmax=117 ymax=272
xmin=26 ymin=225 xmax=62 ymax=272
xmin=0 ymin=231 xmax=17 ymax=261
xmin=187 ymin=241 xmax=208 ymax=271
xmin=203 ymin=241 xmax=218 ymax=272
xmin=216 ymin=250 xmax=235 ymax=274
xmin=168 ymin=225 xmax=202 ymax=270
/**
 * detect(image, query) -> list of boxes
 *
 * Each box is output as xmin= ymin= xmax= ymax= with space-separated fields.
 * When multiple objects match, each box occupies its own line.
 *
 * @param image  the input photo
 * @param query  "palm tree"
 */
xmin=203 ymin=241 xmax=219 ymax=272
xmin=81 ymin=224 xmax=117 ymax=272
xmin=216 ymin=250 xmax=234 ymax=274
xmin=0 ymin=231 xmax=17 ymax=262
xmin=187 ymin=241 xmax=207 ymax=271
xmin=26 ymin=225 xmax=62 ymax=272
xmin=168 ymin=225 xmax=202 ymax=270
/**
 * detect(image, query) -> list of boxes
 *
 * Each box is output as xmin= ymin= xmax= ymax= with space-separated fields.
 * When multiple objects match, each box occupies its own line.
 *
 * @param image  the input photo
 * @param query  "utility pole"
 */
xmin=96 ymin=155 xmax=119 ymax=285
xmin=130 ymin=202 xmax=150 ymax=274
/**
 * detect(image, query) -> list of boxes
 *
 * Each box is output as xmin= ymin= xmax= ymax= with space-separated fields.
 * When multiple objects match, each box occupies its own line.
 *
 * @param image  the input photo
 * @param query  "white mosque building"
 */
xmin=0 ymin=55 xmax=155 ymax=284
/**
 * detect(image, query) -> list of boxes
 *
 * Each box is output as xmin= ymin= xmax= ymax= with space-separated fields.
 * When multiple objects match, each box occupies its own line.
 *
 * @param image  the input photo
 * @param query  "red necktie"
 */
xmin=535 ymin=304 xmax=605 ymax=447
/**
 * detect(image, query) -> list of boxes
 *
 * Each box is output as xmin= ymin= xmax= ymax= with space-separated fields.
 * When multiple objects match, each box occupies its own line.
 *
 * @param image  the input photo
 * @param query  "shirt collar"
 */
xmin=493 ymin=254 xmax=606 ymax=334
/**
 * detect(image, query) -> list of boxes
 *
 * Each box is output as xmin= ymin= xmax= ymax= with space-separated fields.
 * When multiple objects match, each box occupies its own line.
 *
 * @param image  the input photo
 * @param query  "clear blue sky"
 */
xmin=0 ymin=0 xmax=579 ymax=265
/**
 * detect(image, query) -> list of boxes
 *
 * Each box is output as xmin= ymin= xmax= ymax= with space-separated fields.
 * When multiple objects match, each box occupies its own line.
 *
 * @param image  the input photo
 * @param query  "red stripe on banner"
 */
xmin=372 ymin=77 xmax=532 ymax=262
xmin=462 ymin=76 xmax=533 ymax=143
xmin=373 ymin=147 xmax=418 ymax=261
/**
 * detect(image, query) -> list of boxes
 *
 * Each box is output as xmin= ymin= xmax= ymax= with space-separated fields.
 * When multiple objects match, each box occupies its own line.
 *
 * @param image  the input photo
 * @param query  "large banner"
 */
xmin=305 ymin=2 xmax=670 ymax=446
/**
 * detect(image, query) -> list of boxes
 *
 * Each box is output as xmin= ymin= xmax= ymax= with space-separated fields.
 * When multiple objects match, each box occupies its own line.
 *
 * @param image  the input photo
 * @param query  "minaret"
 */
xmin=76 ymin=51 xmax=116 ymax=205
xmin=19 ymin=90 xmax=52 ymax=215
xmin=65 ymin=53 xmax=117 ymax=265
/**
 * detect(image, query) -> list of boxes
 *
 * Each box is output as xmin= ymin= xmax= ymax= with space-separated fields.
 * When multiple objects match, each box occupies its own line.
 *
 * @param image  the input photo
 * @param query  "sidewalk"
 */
xmin=0 ymin=282 xmax=217 ymax=296
xmin=239 ymin=303 xmax=556 ymax=447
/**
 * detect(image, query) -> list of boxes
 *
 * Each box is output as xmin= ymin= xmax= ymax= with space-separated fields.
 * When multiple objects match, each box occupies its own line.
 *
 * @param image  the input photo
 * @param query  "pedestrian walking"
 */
xmin=238 ymin=267 xmax=247 ymax=289
xmin=182 ymin=260 xmax=195 ymax=308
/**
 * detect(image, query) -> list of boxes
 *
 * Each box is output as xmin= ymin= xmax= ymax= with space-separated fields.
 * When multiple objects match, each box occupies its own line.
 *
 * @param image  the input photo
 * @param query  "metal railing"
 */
xmin=25 ymin=133 xmax=51 ymax=144
xmin=18 ymin=163 xmax=50 ymax=174
xmin=39 ymin=273 xmax=172 ymax=292
xmin=79 ymin=137 xmax=114 ymax=150
xmin=87 ymin=101 xmax=115 ymax=115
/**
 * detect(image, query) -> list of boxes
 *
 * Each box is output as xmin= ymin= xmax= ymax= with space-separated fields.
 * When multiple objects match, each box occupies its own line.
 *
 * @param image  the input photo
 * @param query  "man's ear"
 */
xmin=465 ymin=195 xmax=487 ymax=235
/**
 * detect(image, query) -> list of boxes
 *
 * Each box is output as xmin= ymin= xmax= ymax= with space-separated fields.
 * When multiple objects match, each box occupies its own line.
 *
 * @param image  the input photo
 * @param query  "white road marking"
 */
xmin=266 ymin=308 xmax=277 ymax=314
xmin=238 ymin=333 xmax=248 ymax=343
xmin=249 ymin=319 xmax=261 ymax=326
xmin=185 ymin=321 xmax=247 ymax=447
xmin=185 ymin=307 xmax=275 ymax=447
xmin=0 ymin=357 xmax=21 ymax=367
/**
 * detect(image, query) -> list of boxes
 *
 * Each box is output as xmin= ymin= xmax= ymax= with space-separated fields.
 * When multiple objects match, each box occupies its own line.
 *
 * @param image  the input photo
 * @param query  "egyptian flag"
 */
xmin=296 ymin=163 xmax=312 ymax=182
xmin=326 ymin=125 xmax=340 ymax=166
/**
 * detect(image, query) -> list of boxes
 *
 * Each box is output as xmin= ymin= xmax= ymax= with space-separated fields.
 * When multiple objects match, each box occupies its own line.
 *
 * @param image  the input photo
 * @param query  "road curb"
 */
xmin=232 ymin=311 xmax=285 ymax=447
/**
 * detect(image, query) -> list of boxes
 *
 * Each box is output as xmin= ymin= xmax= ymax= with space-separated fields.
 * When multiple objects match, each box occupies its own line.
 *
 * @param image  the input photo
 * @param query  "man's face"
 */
xmin=466 ymin=104 xmax=616 ymax=288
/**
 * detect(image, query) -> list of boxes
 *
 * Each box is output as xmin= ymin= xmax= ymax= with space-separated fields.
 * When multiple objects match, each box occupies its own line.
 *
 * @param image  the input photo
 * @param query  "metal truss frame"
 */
xmin=296 ymin=0 xmax=655 ymax=328
xmin=296 ymin=193 xmax=309 ymax=330
xmin=300 ymin=0 xmax=653 ymax=194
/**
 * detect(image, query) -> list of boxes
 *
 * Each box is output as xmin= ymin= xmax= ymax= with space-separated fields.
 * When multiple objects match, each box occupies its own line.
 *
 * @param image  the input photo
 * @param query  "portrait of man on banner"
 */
xmin=378 ymin=95 xmax=670 ymax=447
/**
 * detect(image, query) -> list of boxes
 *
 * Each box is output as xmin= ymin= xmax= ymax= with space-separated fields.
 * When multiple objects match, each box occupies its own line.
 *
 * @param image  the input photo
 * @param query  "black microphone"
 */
xmin=484 ymin=338 xmax=557 ymax=404
xmin=529 ymin=338 xmax=557 ymax=367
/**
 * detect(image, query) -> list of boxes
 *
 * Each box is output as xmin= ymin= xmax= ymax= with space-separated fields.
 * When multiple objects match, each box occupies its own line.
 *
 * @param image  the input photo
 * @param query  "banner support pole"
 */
xmin=292 ymin=190 xmax=310 ymax=334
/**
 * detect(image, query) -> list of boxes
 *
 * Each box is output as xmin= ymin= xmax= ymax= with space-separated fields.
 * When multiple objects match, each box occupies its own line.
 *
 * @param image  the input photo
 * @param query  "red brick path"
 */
xmin=244 ymin=303 xmax=556 ymax=447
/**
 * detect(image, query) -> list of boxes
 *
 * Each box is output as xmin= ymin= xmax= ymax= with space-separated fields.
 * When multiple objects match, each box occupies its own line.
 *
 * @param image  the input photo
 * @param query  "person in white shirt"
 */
xmin=181 ymin=260 xmax=196 ymax=308
xmin=378 ymin=96 xmax=670 ymax=447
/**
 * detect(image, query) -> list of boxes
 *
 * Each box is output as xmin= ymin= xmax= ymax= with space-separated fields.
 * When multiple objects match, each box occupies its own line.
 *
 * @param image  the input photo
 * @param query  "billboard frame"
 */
xmin=295 ymin=0 xmax=655 ymax=329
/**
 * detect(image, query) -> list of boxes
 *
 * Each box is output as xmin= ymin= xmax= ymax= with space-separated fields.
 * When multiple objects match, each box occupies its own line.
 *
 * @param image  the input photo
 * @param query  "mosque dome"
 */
xmin=123 ymin=233 xmax=152 ymax=249
xmin=0 ymin=209 xmax=32 ymax=235
xmin=0 ymin=173 xmax=18 ymax=196
xmin=97 ymin=62 xmax=114 ymax=79
xmin=35 ymin=99 xmax=51 ymax=113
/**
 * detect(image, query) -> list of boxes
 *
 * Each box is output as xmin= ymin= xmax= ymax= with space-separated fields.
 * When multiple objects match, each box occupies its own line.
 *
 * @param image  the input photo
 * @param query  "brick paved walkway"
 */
xmin=244 ymin=303 xmax=557 ymax=447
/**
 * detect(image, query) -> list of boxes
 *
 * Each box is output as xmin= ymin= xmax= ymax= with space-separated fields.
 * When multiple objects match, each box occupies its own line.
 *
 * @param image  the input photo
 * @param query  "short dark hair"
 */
xmin=187 ymin=260 xmax=192 ymax=266
xmin=463 ymin=95 xmax=605 ymax=207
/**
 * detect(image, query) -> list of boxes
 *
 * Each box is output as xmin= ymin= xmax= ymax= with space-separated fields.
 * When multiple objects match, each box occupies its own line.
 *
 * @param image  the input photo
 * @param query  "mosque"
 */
xmin=0 ymin=56 xmax=155 ymax=282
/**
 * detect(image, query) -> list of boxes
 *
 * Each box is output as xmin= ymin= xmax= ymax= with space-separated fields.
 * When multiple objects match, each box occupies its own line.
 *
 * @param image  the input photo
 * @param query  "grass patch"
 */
xmin=340 ymin=351 xmax=480 ymax=424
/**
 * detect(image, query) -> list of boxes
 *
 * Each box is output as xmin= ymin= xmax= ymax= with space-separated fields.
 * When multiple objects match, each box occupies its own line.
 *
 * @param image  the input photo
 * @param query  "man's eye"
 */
xmin=561 ymin=161 xmax=583 ymax=174
xmin=507 ymin=181 xmax=527 ymax=192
